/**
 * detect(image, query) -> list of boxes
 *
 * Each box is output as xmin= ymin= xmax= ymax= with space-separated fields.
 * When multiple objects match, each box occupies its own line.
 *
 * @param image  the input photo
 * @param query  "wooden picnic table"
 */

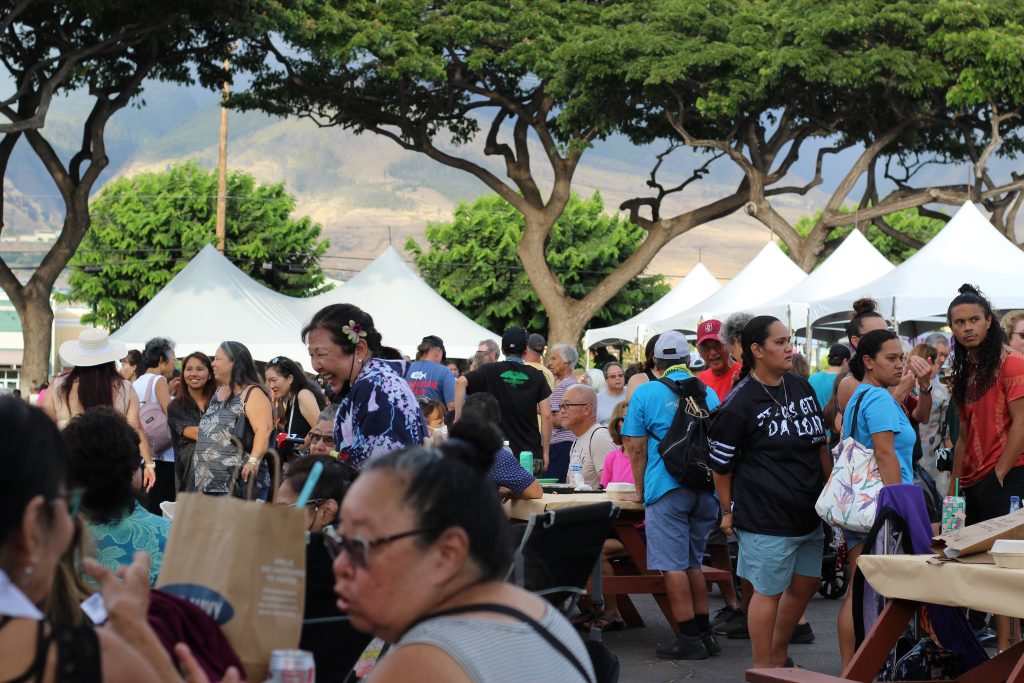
xmin=747 ymin=554 xmax=1024 ymax=683
xmin=506 ymin=492 xmax=732 ymax=633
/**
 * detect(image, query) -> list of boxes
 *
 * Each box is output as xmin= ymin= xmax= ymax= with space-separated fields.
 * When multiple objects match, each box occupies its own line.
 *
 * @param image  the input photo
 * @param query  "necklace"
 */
xmin=751 ymin=371 xmax=789 ymax=414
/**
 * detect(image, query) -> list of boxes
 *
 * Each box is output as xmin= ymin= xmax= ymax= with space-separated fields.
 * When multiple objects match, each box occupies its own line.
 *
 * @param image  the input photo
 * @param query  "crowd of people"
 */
xmin=4 ymin=283 xmax=1023 ymax=681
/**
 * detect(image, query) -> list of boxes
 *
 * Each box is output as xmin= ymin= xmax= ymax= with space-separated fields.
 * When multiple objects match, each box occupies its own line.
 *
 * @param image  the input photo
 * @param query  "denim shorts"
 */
xmin=735 ymin=526 xmax=824 ymax=596
xmin=645 ymin=486 xmax=718 ymax=571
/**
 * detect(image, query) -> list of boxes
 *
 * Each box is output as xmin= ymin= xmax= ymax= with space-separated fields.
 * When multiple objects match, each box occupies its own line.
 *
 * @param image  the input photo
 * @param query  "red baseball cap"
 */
xmin=696 ymin=319 xmax=723 ymax=346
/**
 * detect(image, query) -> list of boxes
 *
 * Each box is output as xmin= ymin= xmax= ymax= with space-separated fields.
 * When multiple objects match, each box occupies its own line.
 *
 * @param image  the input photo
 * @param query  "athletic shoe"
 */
xmin=700 ymin=630 xmax=722 ymax=656
xmin=716 ymin=611 xmax=750 ymax=639
xmin=790 ymin=621 xmax=815 ymax=644
xmin=656 ymin=633 xmax=710 ymax=660
xmin=710 ymin=605 xmax=742 ymax=629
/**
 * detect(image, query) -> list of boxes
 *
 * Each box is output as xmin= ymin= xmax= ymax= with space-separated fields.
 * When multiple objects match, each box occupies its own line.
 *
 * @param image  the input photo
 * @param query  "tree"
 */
xmin=784 ymin=208 xmax=945 ymax=267
xmin=64 ymin=162 xmax=328 ymax=330
xmin=554 ymin=0 xmax=1024 ymax=270
xmin=406 ymin=192 xmax=668 ymax=337
xmin=0 ymin=0 xmax=251 ymax=391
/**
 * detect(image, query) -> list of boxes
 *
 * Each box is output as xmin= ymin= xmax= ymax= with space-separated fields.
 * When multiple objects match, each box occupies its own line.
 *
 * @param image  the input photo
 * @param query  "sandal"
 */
xmin=584 ymin=612 xmax=626 ymax=632
xmin=571 ymin=609 xmax=598 ymax=627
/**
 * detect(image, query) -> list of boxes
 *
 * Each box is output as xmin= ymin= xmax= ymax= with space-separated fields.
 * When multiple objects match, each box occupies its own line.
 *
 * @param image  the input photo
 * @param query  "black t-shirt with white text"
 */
xmin=708 ymin=373 xmax=827 ymax=536
xmin=464 ymin=361 xmax=552 ymax=459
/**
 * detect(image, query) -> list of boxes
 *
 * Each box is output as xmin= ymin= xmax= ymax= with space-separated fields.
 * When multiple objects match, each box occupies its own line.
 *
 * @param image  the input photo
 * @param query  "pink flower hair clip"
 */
xmin=342 ymin=320 xmax=367 ymax=346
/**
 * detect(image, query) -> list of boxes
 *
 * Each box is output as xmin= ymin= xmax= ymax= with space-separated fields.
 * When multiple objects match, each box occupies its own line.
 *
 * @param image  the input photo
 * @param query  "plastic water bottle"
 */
xmin=570 ymin=461 xmax=585 ymax=489
xmin=518 ymin=449 xmax=532 ymax=474
xmin=1011 ymin=496 xmax=1021 ymax=514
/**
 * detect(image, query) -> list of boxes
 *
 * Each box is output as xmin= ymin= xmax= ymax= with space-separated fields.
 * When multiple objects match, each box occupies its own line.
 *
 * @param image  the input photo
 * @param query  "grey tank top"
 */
xmin=397 ymin=603 xmax=593 ymax=683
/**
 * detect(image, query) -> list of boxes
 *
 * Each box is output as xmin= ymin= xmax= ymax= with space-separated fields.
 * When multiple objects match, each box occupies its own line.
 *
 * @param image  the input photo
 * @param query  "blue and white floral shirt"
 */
xmin=88 ymin=503 xmax=171 ymax=586
xmin=334 ymin=358 xmax=428 ymax=469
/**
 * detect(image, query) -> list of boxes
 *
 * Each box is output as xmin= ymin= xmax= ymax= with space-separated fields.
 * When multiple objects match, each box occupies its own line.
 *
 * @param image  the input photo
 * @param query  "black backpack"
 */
xmin=655 ymin=377 xmax=715 ymax=492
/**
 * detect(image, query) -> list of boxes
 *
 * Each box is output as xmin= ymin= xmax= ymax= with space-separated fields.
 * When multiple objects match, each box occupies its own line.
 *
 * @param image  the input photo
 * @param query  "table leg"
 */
xmin=842 ymin=599 xmax=916 ymax=682
xmin=612 ymin=519 xmax=679 ymax=633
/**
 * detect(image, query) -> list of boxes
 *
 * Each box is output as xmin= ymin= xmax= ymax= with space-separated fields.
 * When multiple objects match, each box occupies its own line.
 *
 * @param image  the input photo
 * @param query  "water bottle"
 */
xmin=570 ymin=461 xmax=585 ymax=489
xmin=1011 ymin=496 xmax=1021 ymax=514
xmin=518 ymin=449 xmax=533 ymax=474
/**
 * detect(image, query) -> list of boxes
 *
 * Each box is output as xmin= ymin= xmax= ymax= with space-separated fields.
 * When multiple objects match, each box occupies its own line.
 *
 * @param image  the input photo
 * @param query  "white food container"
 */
xmin=605 ymin=482 xmax=636 ymax=502
xmin=990 ymin=539 xmax=1024 ymax=568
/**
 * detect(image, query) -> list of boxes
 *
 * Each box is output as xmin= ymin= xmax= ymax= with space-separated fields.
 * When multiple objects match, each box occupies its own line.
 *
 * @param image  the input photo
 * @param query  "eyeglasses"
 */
xmin=605 ymin=373 xmax=624 ymax=380
xmin=322 ymin=525 xmax=437 ymax=568
xmin=57 ymin=487 xmax=85 ymax=517
xmin=559 ymin=403 xmax=588 ymax=411
xmin=309 ymin=432 xmax=336 ymax=446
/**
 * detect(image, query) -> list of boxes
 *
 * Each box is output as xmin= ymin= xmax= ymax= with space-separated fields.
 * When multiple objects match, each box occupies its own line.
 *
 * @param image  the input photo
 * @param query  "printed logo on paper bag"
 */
xmin=160 ymin=584 xmax=235 ymax=625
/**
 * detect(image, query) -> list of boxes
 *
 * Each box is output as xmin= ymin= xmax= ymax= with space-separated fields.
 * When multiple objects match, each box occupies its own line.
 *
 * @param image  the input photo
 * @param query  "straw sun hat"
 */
xmin=59 ymin=328 xmax=128 ymax=368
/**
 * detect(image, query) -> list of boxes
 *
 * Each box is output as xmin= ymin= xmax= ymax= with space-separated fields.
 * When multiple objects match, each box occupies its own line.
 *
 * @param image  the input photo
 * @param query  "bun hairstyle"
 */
xmin=738 ymin=315 xmax=780 ymax=381
xmin=141 ymin=337 xmax=175 ymax=370
xmin=848 ymin=329 xmax=899 ymax=382
xmin=845 ymin=298 xmax=885 ymax=339
xmin=367 ymin=418 xmax=510 ymax=579
xmin=302 ymin=304 xmax=383 ymax=356
xmin=948 ymin=283 xmax=1005 ymax=406
xmin=0 ymin=398 xmax=69 ymax=544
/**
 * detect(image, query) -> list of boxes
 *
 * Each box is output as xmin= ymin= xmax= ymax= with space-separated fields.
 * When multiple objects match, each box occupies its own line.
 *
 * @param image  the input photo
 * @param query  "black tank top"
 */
xmin=0 ymin=617 xmax=101 ymax=683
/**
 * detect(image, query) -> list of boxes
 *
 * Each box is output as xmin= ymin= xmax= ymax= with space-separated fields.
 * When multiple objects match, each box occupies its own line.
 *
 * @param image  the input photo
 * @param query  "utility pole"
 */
xmin=215 ymin=56 xmax=230 ymax=253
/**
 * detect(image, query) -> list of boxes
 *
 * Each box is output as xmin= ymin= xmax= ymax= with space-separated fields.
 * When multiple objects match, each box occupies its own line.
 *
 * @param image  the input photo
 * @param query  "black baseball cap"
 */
xmin=502 ymin=327 xmax=528 ymax=355
xmin=827 ymin=344 xmax=851 ymax=366
xmin=421 ymin=335 xmax=446 ymax=362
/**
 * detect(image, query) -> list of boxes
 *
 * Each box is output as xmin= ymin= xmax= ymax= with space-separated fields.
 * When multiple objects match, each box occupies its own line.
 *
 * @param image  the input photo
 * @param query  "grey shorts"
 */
xmin=645 ymin=486 xmax=718 ymax=571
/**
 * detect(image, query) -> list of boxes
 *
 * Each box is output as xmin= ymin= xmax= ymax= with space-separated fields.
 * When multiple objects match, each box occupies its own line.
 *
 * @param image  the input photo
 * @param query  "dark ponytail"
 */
xmin=302 ymin=303 xmax=384 ymax=356
xmin=367 ymin=418 xmax=509 ymax=579
xmin=738 ymin=316 xmax=779 ymax=381
xmin=849 ymin=329 xmax=899 ymax=382
xmin=948 ymin=284 xmax=1004 ymax=405
xmin=846 ymin=298 xmax=885 ymax=340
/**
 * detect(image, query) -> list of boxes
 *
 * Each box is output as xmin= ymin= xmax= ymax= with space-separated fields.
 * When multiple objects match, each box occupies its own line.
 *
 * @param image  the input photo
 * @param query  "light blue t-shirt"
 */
xmin=843 ymin=384 xmax=915 ymax=484
xmin=405 ymin=360 xmax=457 ymax=405
xmin=621 ymin=369 xmax=721 ymax=505
xmin=807 ymin=370 xmax=838 ymax=411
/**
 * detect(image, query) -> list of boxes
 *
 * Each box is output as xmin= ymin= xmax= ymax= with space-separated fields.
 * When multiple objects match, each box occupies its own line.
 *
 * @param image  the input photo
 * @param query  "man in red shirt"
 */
xmin=949 ymin=284 xmax=1024 ymax=652
xmin=696 ymin=319 xmax=740 ymax=402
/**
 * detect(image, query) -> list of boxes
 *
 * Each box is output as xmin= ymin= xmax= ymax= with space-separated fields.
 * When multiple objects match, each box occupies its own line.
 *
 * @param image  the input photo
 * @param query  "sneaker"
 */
xmin=790 ymin=621 xmax=815 ymax=644
xmin=710 ymin=605 xmax=741 ymax=628
xmin=715 ymin=611 xmax=749 ymax=639
xmin=976 ymin=627 xmax=997 ymax=646
xmin=700 ymin=629 xmax=722 ymax=656
xmin=656 ymin=633 xmax=710 ymax=660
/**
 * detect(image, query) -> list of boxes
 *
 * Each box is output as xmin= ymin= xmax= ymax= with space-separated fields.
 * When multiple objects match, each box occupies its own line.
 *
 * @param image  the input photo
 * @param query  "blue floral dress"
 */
xmin=88 ymin=503 xmax=171 ymax=586
xmin=333 ymin=358 xmax=428 ymax=469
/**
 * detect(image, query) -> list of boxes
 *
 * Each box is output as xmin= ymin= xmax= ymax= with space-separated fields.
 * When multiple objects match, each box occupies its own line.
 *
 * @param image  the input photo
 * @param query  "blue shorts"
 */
xmin=840 ymin=527 xmax=869 ymax=550
xmin=645 ymin=486 xmax=718 ymax=571
xmin=736 ymin=526 xmax=824 ymax=597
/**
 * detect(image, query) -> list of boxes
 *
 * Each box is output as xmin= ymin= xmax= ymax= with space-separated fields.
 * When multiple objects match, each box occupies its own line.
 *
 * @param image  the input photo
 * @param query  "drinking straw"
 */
xmin=295 ymin=461 xmax=324 ymax=508
xmin=955 ymin=477 xmax=959 ymax=498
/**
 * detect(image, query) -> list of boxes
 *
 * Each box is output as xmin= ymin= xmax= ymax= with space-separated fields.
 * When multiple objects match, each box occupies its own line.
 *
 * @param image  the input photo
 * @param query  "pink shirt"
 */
xmin=600 ymin=447 xmax=635 ymax=488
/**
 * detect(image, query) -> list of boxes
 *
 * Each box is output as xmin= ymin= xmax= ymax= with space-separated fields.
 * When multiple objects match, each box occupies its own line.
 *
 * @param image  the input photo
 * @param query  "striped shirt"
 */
xmin=550 ymin=376 xmax=579 ymax=444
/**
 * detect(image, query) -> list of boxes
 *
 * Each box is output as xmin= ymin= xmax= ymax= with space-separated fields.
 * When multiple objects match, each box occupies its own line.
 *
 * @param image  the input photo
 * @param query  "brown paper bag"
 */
xmin=932 ymin=509 xmax=1024 ymax=558
xmin=157 ymin=451 xmax=307 ymax=681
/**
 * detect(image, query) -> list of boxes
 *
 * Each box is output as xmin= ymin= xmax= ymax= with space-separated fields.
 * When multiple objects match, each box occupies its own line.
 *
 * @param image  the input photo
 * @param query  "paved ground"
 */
xmin=604 ymin=590 xmax=845 ymax=682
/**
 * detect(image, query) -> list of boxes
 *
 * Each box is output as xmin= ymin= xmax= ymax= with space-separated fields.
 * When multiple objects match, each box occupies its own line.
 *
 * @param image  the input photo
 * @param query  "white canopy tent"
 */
xmin=810 ymin=202 xmax=1024 ymax=327
xmin=647 ymin=241 xmax=807 ymax=333
xmin=582 ymin=263 xmax=721 ymax=349
xmin=112 ymin=244 xmax=314 ymax=370
xmin=755 ymin=229 xmax=894 ymax=333
xmin=299 ymin=246 xmax=499 ymax=359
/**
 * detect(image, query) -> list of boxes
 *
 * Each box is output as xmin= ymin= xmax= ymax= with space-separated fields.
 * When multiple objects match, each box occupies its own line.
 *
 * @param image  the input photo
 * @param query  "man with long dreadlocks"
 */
xmin=947 ymin=283 xmax=1024 ymax=653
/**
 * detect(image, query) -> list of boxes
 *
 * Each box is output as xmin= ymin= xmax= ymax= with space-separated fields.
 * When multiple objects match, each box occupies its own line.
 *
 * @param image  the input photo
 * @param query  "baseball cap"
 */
xmin=827 ymin=344 xmax=851 ymax=366
xmin=502 ymin=327 xmax=528 ymax=355
xmin=654 ymin=330 xmax=689 ymax=360
xmin=527 ymin=333 xmax=547 ymax=353
xmin=696 ymin=319 xmax=723 ymax=346
xmin=420 ymin=334 xmax=446 ymax=361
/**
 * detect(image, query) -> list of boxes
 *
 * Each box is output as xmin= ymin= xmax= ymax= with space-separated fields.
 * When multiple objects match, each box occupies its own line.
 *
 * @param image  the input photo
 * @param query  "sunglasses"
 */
xmin=309 ymin=432 xmax=336 ymax=446
xmin=269 ymin=356 xmax=289 ymax=365
xmin=322 ymin=525 xmax=437 ymax=569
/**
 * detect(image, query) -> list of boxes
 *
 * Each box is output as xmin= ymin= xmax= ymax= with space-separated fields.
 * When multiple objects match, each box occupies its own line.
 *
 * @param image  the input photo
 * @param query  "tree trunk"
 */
xmin=15 ymin=286 xmax=54 ymax=393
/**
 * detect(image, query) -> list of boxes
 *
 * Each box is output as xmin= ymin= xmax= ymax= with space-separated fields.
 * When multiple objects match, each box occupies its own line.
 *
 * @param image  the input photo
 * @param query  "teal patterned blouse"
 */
xmin=88 ymin=502 xmax=171 ymax=586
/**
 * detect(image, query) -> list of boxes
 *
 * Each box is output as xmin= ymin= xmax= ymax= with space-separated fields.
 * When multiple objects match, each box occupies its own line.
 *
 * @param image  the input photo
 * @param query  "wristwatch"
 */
xmin=920 ymin=384 xmax=933 ymax=394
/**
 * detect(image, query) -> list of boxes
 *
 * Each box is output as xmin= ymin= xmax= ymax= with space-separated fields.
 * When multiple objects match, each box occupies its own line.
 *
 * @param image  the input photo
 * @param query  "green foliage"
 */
xmin=784 ymin=208 xmax=945 ymax=266
xmin=406 ymin=193 xmax=669 ymax=336
xmin=65 ymin=162 xmax=328 ymax=330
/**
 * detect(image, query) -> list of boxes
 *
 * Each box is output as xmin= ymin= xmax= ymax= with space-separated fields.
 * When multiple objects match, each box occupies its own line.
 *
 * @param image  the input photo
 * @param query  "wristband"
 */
xmin=721 ymin=510 xmax=733 ymax=516
xmin=247 ymin=457 xmax=259 ymax=466
xmin=920 ymin=384 xmax=933 ymax=394
xmin=144 ymin=463 xmax=156 ymax=470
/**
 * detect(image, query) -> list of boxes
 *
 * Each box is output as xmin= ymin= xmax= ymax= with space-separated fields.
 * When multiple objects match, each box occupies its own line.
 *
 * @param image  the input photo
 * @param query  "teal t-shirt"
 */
xmin=843 ymin=384 xmax=916 ymax=484
xmin=807 ymin=370 xmax=838 ymax=411
xmin=621 ymin=369 xmax=721 ymax=505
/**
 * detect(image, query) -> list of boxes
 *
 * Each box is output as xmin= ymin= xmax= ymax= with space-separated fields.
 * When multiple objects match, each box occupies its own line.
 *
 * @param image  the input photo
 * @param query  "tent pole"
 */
xmin=805 ymin=308 xmax=812 ymax=361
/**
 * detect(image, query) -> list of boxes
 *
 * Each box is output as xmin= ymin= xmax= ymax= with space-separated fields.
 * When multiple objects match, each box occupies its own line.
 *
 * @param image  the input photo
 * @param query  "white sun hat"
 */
xmin=59 ymin=328 xmax=129 ymax=368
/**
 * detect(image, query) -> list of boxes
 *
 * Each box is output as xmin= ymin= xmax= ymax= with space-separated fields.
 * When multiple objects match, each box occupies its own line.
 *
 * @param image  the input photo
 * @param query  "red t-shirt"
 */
xmin=959 ymin=349 xmax=1024 ymax=487
xmin=700 ymin=363 xmax=741 ymax=402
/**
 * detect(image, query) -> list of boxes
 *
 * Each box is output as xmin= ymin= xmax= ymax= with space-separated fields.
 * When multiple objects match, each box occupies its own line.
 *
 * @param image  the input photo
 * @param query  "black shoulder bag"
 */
xmin=655 ymin=377 xmax=715 ymax=491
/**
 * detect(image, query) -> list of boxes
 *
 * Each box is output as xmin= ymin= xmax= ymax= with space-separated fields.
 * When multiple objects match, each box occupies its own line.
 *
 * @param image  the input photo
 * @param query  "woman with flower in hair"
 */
xmin=302 ymin=304 xmax=427 ymax=469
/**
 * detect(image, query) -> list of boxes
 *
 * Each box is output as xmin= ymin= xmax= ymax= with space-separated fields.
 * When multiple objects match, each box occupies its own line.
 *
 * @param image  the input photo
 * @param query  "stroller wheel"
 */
xmin=819 ymin=574 xmax=847 ymax=600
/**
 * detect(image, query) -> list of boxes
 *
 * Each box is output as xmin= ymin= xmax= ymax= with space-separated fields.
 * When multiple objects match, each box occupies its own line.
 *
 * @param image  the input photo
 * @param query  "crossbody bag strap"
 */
xmin=405 ymin=602 xmax=592 ymax=683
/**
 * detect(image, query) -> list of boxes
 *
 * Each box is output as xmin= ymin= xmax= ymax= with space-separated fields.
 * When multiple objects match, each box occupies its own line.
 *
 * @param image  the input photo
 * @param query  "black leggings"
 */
xmin=963 ymin=465 xmax=1024 ymax=527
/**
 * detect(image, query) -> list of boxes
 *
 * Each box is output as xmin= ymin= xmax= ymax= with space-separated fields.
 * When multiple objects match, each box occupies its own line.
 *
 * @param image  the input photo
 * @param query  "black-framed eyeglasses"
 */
xmin=559 ymin=403 xmax=588 ymax=411
xmin=57 ymin=487 xmax=85 ymax=517
xmin=309 ymin=432 xmax=336 ymax=445
xmin=323 ymin=525 xmax=437 ymax=568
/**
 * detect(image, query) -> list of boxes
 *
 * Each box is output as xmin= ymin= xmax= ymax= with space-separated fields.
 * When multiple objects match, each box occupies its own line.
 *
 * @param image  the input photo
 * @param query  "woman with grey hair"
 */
xmin=193 ymin=341 xmax=274 ymax=499
xmin=545 ymin=343 xmax=579 ymax=482
xmin=720 ymin=313 xmax=753 ymax=384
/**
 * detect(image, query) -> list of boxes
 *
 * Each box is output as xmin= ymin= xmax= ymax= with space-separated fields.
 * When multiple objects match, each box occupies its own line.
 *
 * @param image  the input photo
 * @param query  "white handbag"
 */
xmin=815 ymin=391 xmax=883 ymax=533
